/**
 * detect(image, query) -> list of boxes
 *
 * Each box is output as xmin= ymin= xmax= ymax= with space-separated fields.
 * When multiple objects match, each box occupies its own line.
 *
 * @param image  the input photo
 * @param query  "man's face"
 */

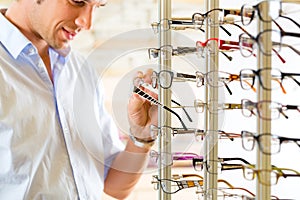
xmin=27 ymin=0 xmax=105 ymax=49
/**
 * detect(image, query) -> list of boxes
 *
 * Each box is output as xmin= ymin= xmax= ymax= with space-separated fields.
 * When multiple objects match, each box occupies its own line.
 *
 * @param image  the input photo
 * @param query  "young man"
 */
xmin=0 ymin=0 xmax=157 ymax=199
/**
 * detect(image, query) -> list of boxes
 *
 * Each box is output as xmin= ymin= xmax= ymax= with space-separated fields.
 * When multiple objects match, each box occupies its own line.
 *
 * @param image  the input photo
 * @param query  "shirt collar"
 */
xmin=0 ymin=9 xmax=71 ymax=59
xmin=0 ymin=9 xmax=31 ymax=59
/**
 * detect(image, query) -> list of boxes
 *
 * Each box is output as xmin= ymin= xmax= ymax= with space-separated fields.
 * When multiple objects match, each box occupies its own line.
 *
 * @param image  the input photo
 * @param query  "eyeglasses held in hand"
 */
xmin=241 ymin=130 xmax=300 ymax=155
xmin=134 ymin=79 xmax=193 ymax=123
xmin=239 ymin=68 xmax=300 ymax=94
xmin=241 ymin=99 xmax=300 ymax=120
xmin=133 ymin=86 xmax=188 ymax=130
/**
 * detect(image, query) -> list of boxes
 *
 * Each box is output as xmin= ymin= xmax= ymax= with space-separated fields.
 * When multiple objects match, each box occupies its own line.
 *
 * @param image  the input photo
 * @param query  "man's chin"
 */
xmin=51 ymin=41 xmax=71 ymax=56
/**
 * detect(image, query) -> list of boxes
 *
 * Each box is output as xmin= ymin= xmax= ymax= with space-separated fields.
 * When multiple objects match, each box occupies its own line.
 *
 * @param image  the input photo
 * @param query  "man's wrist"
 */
xmin=129 ymin=134 xmax=156 ymax=149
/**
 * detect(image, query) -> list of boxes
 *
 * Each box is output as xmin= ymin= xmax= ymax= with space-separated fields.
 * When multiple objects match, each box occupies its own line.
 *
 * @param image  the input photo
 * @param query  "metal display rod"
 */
xmin=204 ymin=0 xmax=219 ymax=199
xmin=158 ymin=0 xmax=172 ymax=199
xmin=256 ymin=1 xmax=272 ymax=199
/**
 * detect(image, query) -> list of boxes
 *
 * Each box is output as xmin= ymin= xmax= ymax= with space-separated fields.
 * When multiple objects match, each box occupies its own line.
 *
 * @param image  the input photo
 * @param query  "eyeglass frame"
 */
xmin=134 ymin=78 xmax=193 ymax=123
xmin=241 ymin=98 xmax=300 ymax=120
xmin=150 ymin=124 xmax=205 ymax=142
xmin=133 ymin=86 xmax=188 ymax=130
xmin=148 ymin=45 xmax=198 ymax=60
xmin=150 ymin=150 xmax=203 ymax=166
xmin=151 ymin=174 xmax=204 ymax=194
xmin=151 ymin=69 xmax=245 ymax=95
xmin=152 ymin=174 xmax=234 ymax=194
xmin=238 ymin=29 xmax=300 ymax=58
xmin=241 ymin=165 xmax=300 ymax=186
xmin=240 ymin=0 xmax=282 ymax=26
xmin=239 ymin=68 xmax=300 ymax=94
xmin=241 ymin=130 xmax=300 ymax=155
xmin=192 ymin=157 xmax=251 ymax=173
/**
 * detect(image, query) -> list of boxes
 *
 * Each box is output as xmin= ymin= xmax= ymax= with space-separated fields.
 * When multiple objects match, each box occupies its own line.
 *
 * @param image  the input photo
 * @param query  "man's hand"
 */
xmin=127 ymin=69 xmax=158 ymax=141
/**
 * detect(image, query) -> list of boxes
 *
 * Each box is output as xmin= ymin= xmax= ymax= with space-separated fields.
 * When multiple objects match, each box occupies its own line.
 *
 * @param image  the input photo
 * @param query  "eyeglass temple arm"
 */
xmin=279 ymin=15 xmax=300 ymax=30
xmin=217 ymin=179 xmax=234 ymax=189
xmin=223 ymin=81 xmax=233 ymax=95
xmin=218 ymin=130 xmax=234 ymax=141
xmin=133 ymin=86 xmax=188 ymax=130
xmin=162 ymin=105 xmax=188 ymax=130
xmin=171 ymin=99 xmax=193 ymax=122
xmin=176 ymin=47 xmax=198 ymax=56
xmin=278 ymin=108 xmax=289 ymax=119
xmin=221 ymin=163 xmax=245 ymax=171
xmin=231 ymin=187 xmax=255 ymax=197
xmin=221 ymin=157 xmax=251 ymax=165
xmin=220 ymin=51 xmax=233 ymax=61
xmin=273 ymin=79 xmax=287 ymax=94
xmin=220 ymin=25 xmax=231 ymax=36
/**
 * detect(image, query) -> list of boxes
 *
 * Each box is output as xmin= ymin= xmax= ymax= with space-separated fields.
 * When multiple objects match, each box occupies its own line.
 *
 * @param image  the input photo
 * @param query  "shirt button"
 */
xmin=38 ymin=62 xmax=44 ymax=69
xmin=29 ymin=48 xmax=35 ymax=54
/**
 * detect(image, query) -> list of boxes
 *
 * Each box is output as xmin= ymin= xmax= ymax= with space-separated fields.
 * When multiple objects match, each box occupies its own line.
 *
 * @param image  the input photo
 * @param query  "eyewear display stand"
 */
xmin=154 ymin=0 xmax=300 ymax=200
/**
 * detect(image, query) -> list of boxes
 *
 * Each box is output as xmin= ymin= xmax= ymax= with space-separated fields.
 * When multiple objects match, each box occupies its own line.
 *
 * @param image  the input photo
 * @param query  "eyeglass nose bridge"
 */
xmin=195 ymin=71 xmax=205 ymax=87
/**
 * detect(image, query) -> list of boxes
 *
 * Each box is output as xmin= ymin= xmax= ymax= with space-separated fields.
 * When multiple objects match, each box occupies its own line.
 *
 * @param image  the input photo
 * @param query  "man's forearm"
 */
xmin=104 ymin=139 xmax=151 ymax=199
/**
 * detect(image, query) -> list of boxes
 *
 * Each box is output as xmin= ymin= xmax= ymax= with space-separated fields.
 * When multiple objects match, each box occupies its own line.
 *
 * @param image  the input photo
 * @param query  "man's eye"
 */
xmin=70 ymin=0 xmax=86 ymax=6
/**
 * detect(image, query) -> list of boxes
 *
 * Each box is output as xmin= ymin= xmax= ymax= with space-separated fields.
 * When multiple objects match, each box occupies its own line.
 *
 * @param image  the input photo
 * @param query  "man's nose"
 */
xmin=75 ymin=7 xmax=93 ymax=30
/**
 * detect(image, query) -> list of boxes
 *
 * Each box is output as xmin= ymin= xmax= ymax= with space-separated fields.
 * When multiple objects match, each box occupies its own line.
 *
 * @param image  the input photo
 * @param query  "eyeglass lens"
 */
xmin=241 ymin=99 xmax=283 ymax=120
xmin=241 ymin=1 xmax=280 ymax=26
xmin=151 ymin=70 xmax=174 ymax=89
xmin=240 ymin=68 xmax=282 ymax=91
xmin=241 ymin=131 xmax=281 ymax=154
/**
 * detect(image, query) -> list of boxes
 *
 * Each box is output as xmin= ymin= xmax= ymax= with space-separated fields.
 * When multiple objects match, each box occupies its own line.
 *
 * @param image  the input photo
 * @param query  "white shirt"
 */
xmin=0 ymin=10 xmax=124 ymax=200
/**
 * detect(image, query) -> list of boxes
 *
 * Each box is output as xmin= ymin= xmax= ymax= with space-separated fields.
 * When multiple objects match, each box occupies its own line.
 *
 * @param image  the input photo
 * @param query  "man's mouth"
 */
xmin=62 ymin=27 xmax=77 ymax=40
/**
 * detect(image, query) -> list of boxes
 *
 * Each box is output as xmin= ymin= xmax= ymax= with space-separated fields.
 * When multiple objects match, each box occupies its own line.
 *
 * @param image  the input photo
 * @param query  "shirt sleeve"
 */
xmin=94 ymin=81 xmax=125 ymax=178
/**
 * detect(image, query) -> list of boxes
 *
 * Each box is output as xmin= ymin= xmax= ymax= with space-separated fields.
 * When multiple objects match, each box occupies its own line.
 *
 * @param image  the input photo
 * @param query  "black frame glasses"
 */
xmin=240 ymin=0 xmax=282 ymax=26
xmin=241 ymin=99 xmax=300 ymax=120
xmin=133 ymin=86 xmax=188 ymax=130
xmin=241 ymin=130 xmax=300 ymax=155
xmin=151 ymin=70 xmax=243 ymax=95
xmin=191 ymin=8 xmax=241 ymax=36
xmin=193 ymin=157 xmax=251 ymax=173
xmin=239 ymin=68 xmax=300 ymax=93
xmin=134 ymin=78 xmax=193 ymax=123
xmin=151 ymin=70 xmax=198 ymax=89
